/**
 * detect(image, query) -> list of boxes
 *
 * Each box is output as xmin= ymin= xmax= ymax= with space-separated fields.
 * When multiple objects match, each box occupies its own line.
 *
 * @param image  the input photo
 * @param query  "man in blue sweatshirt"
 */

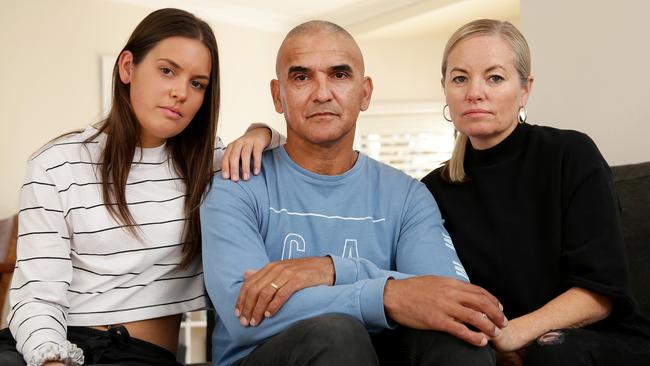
xmin=201 ymin=20 xmax=506 ymax=366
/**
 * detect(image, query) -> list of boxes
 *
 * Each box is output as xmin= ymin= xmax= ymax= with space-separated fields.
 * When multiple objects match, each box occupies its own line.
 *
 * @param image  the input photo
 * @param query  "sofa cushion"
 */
xmin=611 ymin=161 xmax=650 ymax=317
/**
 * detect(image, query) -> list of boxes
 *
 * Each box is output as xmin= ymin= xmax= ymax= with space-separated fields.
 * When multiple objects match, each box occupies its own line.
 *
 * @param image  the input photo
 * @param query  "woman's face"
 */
xmin=444 ymin=35 xmax=532 ymax=150
xmin=118 ymin=36 xmax=212 ymax=147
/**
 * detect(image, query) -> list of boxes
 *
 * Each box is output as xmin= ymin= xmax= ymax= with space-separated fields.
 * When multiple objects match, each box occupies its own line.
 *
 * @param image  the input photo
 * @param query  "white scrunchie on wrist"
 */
xmin=27 ymin=341 xmax=84 ymax=366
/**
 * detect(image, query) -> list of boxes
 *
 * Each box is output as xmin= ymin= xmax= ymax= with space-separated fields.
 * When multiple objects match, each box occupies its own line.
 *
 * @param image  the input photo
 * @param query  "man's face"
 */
xmin=271 ymin=32 xmax=373 ymax=147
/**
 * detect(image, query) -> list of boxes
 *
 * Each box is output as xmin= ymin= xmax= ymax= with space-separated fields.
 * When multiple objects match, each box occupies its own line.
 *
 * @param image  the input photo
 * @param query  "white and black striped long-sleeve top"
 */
xmin=7 ymin=125 xmax=282 ymax=363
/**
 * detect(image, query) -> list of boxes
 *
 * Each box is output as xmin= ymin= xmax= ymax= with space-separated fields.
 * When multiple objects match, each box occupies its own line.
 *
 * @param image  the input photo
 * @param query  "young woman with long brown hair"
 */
xmin=0 ymin=8 xmax=280 ymax=366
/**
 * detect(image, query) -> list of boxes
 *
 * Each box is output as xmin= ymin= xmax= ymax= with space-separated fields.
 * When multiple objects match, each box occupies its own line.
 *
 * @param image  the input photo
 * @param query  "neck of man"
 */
xmin=284 ymin=138 xmax=359 ymax=176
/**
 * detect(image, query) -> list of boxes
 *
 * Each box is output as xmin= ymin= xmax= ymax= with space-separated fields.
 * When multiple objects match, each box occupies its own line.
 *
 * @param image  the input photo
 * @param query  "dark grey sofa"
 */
xmin=612 ymin=161 xmax=650 ymax=316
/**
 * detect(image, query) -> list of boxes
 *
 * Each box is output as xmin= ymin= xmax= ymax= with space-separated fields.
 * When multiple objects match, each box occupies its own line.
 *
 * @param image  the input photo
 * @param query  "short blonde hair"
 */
xmin=440 ymin=19 xmax=531 ymax=183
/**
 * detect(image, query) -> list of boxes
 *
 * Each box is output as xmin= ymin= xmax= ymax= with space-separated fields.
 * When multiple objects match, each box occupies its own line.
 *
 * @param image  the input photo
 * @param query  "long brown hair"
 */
xmin=440 ymin=19 xmax=531 ymax=183
xmin=91 ymin=8 xmax=220 ymax=265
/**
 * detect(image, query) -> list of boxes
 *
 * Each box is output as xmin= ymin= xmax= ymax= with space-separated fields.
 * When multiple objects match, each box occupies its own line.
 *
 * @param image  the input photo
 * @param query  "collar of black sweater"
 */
xmin=465 ymin=122 xmax=531 ymax=167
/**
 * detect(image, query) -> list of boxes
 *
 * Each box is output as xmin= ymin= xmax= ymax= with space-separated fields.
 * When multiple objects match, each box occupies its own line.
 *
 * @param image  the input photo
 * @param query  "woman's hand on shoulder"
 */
xmin=221 ymin=126 xmax=272 ymax=181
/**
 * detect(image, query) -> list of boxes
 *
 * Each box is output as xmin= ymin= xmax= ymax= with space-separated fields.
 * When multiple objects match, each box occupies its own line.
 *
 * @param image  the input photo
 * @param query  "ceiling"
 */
xmin=112 ymin=0 xmax=518 ymax=38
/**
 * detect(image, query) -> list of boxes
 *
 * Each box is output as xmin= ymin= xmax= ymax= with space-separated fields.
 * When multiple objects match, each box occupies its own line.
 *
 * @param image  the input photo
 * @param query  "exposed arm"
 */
xmin=200 ymin=177 xmax=392 ymax=347
xmin=491 ymin=286 xmax=612 ymax=352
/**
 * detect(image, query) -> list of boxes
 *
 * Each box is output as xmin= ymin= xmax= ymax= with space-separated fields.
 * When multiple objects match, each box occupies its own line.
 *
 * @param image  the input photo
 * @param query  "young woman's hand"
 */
xmin=221 ymin=126 xmax=272 ymax=181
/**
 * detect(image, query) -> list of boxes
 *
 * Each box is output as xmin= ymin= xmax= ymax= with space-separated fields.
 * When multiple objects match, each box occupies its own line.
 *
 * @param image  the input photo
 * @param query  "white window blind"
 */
xmin=355 ymin=102 xmax=455 ymax=179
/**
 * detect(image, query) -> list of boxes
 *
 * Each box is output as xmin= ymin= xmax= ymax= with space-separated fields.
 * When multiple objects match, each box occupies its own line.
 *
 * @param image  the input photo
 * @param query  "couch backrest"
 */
xmin=612 ymin=161 xmax=650 ymax=317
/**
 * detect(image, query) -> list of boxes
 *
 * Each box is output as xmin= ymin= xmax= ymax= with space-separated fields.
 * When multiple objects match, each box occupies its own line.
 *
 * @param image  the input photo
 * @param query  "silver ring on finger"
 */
xmin=270 ymin=282 xmax=280 ymax=290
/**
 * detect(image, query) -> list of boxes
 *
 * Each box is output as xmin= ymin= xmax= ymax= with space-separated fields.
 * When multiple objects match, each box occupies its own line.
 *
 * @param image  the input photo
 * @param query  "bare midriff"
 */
xmin=90 ymin=314 xmax=182 ymax=353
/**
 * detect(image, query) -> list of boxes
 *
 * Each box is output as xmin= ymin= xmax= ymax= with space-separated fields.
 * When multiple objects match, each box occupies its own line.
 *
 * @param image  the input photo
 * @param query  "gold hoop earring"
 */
xmin=443 ymin=104 xmax=452 ymax=122
xmin=518 ymin=106 xmax=528 ymax=124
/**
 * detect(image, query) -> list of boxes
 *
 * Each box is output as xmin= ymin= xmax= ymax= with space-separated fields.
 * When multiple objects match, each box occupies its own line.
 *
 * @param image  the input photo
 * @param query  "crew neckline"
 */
xmin=135 ymin=142 xmax=168 ymax=161
xmin=277 ymin=146 xmax=366 ymax=183
xmin=91 ymin=126 xmax=169 ymax=162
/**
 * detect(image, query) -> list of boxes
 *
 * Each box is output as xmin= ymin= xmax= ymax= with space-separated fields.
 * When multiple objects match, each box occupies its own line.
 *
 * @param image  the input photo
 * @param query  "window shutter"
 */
xmin=356 ymin=102 xmax=454 ymax=179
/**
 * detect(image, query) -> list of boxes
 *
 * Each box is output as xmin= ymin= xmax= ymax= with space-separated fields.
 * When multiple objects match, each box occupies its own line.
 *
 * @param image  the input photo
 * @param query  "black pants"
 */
xmin=372 ymin=325 xmax=495 ymax=366
xmin=0 ymin=326 xmax=181 ymax=366
xmin=522 ymin=328 xmax=650 ymax=366
xmin=234 ymin=314 xmax=495 ymax=366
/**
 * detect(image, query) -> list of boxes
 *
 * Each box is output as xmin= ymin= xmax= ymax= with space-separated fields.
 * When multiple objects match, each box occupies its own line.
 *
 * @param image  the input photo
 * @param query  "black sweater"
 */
xmin=422 ymin=123 xmax=650 ymax=337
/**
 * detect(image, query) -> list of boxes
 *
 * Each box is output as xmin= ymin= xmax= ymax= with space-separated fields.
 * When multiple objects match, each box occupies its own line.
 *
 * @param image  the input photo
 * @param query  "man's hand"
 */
xmin=383 ymin=276 xmax=507 ymax=347
xmin=221 ymin=126 xmax=272 ymax=181
xmin=236 ymin=257 xmax=335 ymax=327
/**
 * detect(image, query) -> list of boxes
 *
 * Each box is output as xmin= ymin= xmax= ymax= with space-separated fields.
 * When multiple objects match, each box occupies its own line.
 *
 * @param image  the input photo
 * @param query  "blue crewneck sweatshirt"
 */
xmin=201 ymin=146 xmax=467 ymax=365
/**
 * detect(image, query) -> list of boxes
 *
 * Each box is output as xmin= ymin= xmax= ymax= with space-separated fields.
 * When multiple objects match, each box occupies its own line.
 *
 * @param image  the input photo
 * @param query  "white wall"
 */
xmin=0 ymin=0 xmax=283 ymax=218
xmin=521 ymin=0 xmax=650 ymax=165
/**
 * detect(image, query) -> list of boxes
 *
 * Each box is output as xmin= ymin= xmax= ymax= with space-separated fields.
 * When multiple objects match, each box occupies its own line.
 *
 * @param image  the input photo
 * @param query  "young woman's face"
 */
xmin=444 ymin=35 xmax=532 ymax=150
xmin=119 ymin=36 xmax=212 ymax=147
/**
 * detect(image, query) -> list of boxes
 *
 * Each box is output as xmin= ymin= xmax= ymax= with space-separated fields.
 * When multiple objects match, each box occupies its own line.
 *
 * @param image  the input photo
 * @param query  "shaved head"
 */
xmin=269 ymin=19 xmax=373 ymax=161
xmin=285 ymin=20 xmax=353 ymax=40
xmin=276 ymin=20 xmax=365 ymax=76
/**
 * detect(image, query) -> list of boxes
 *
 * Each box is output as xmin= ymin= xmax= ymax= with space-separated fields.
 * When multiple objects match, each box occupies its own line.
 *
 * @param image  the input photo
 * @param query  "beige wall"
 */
xmin=211 ymin=17 xmax=285 ymax=143
xmin=521 ymin=0 xmax=650 ymax=165
xmin=357 ymin=16 xmax=520 ymax=112
xmin=0 ymin=0 xmax=283 ymax=218
xmin=359 ymin=34 xmax=449 ymax=104
xmin=0 ymin=0 xmax=144 ymax=217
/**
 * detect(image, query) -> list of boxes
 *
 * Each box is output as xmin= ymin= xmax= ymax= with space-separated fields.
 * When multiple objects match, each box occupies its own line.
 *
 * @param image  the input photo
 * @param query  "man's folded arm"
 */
xmin=200 ymin=178 xmax=393 ymax=347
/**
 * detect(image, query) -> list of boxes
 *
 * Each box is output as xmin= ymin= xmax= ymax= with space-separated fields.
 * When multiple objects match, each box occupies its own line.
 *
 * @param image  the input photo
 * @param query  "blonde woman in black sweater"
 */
xmin=422 ymin=19 xmax=650 ymax=366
